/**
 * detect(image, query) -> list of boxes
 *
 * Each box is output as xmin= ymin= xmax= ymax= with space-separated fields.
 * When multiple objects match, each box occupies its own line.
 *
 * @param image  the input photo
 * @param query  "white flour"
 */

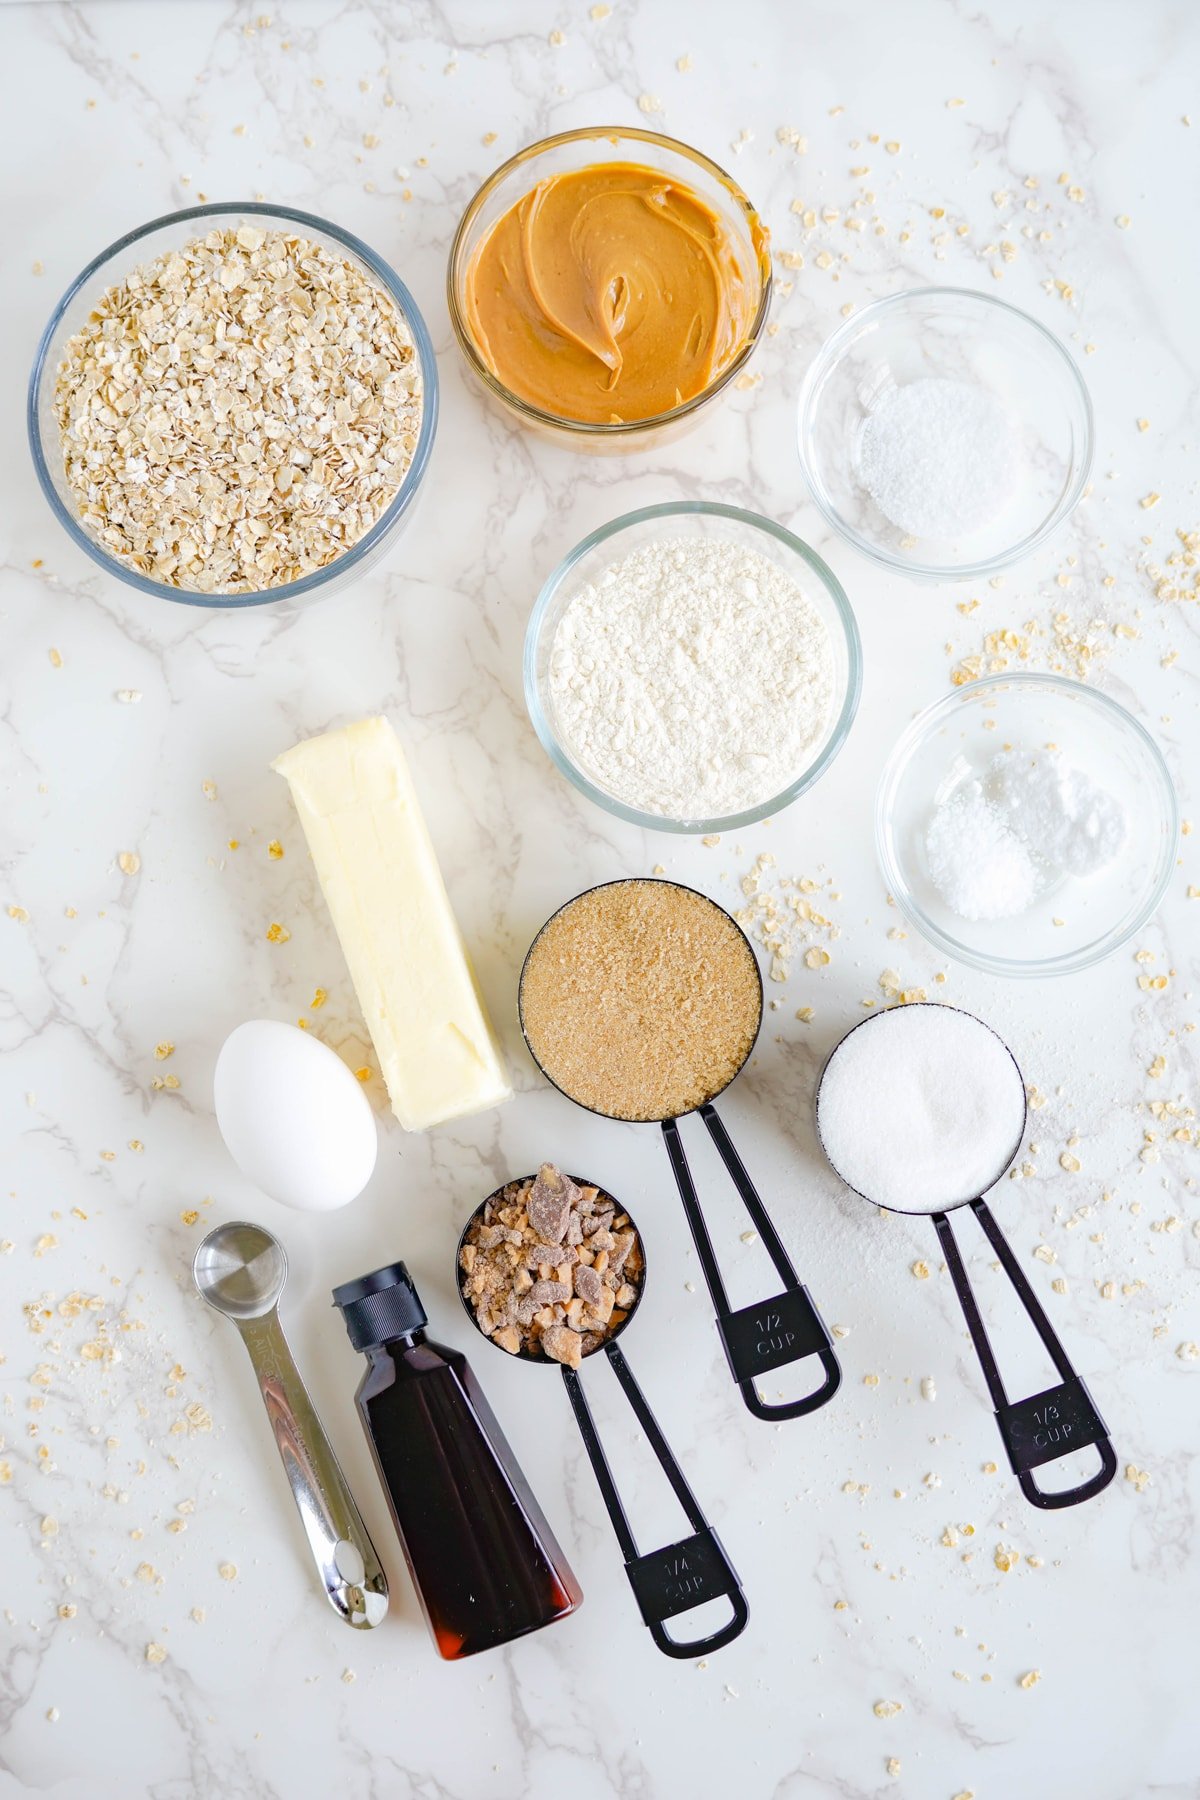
xmin=548 ymin=536 xmax=836 ymax=819
xmin=857 ymin=377 xmax=1019 ymax=541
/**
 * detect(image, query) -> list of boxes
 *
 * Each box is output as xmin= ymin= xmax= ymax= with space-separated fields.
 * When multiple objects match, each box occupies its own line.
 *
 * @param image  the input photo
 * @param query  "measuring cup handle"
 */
xmin=240 ymin=1313 xmax=389 ymax=1626
xmin=932 ymin=1201 xmax=1117 ymax=1510
xmin=661 ymin=1111 xmax=841 ymax=1421
xmin=559 ymin=1345 xmax=748 ymax=1659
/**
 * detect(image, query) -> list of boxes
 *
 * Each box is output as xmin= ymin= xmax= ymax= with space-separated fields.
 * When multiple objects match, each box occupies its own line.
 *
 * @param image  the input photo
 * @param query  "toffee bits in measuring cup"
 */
xmin=460 ymin=1165 xmax=643 ymax=1370
xmin=519 ymin=880 xmax=761 ymax=1122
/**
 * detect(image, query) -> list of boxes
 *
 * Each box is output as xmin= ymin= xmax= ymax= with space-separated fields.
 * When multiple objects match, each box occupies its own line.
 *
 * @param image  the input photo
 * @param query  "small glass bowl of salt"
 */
xmin=876 ymin=674 xmax=1177 ymax=976
xmin=797 ymin=288 xmax=1093 ymax=581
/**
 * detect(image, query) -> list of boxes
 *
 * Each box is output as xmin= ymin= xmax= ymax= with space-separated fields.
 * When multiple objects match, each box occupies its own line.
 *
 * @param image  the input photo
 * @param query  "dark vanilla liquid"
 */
xmin=357 ymin=1337 xmax=581 ymax=1659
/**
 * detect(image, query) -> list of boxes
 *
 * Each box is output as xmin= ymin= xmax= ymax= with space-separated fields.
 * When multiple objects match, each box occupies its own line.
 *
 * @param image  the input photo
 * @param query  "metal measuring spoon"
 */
xmin=457 ymin=1175 xmax=748 ymax=1660
xmin=192 ymin=1221 xmax=388 ymax=1627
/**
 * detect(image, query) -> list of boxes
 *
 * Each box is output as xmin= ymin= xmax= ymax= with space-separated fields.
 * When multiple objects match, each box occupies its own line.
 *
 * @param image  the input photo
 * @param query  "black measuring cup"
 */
xmin=816 ymin=1003 xmax=1117 ymax=1511
xmin=518 ymin=879 xmax=841 ymax=1423
xmin=457 ymin=1176 xmax=748 ymax=1660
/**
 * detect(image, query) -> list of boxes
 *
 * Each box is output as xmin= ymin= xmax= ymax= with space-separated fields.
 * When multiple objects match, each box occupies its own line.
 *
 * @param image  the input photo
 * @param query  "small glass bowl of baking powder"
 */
xmin=797 ymin=288 xmax=1093 ymax=582
xmin=525 ymin=501 xmax=862 ymax=834
xmin=876 ymin=674 xmax=1177 ymax=976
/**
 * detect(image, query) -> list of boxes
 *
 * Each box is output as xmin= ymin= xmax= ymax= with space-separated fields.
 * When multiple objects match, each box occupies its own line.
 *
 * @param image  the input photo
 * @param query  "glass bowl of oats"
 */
xmin=28 ymin=202 xmax=437 ymax=607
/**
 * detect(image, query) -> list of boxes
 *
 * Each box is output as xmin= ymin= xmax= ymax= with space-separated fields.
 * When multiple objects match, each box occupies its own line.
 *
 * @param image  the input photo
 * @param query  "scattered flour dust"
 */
xmin=926 ymin=747 xmax=1127 ymax=921
xmin=857 ymin=378 xmax=1019 ymax=541
xmin=548 ymin=536 xmax=836 ymax=819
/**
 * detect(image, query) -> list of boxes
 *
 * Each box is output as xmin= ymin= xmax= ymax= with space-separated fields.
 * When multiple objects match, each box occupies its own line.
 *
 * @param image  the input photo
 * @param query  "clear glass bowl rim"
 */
xmin=524 ymin=499 xmax=864 ymax=834
xmin=874 ymin=671 xmax=1179 ymax=977
xmin=446 ymin=124 xmax=773 ymax=437
xmin=796 ymin=285 xmax=1096 ymax=582
xmin=27 ymin=199 xmax=440 ymax=610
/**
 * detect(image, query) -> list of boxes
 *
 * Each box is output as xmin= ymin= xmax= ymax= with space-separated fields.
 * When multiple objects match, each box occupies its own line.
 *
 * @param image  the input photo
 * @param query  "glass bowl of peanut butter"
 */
xmin=448 ymin=126 xmax=772 ymax=448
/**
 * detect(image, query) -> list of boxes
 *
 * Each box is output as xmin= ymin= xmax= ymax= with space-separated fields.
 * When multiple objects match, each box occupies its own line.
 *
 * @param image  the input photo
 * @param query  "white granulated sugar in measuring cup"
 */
xmin=816 ymin=1006 xmax=1026 ymax=1213
xmin=857 ymin=377 xmax=1020 ymax=541
xmin=548 ymin=536 xmax=835 ymax=820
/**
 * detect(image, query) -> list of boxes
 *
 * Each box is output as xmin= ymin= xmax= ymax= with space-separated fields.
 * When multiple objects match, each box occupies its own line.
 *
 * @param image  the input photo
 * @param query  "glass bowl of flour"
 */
xmin=876 ymin=674 xmax=1177 ymax=976
xmin=525 ymin=501 xmax=862 ymax=833
xmin=797 ymin=288 xmax=1093 ymax=582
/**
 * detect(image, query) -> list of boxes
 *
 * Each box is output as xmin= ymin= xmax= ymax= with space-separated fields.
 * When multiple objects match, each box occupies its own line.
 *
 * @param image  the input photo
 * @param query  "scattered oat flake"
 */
xmin=218 ymin=1561 xmax=238 ymax=1580
xmin=8 ymin=905 xmax=30 ymax=923
xmin=49 ymin=647 xmax=63 ymax=668
xmin=637 ymin=94 xmax=662 ymax=114
xmin=873 ymin=1699 xmax=902 ymax=1718
xmin=311 ymin=987 xmax=328 ymax=1009
xmin=341 ymin=1666 xmax=356 ymax=1682
xmin=354 ymin=1066 xmax=372 ymax=1083
xmin=266 ymin=922 xmax=291 ymax=943
xmin=911 ymin=1260 xmax=930 ymax=1280
xmin=190 ymin=1606 xmax=206 ymax=1623
xmin=267 ymin=840 xmax=284 ymax=859
xmin=117 ymin=851 xmax=141 ymax=876
xmin=185 ymin=1403 xmax=212 ymax=1432
xmin=1060 ymin=1151 xmax=1081 ymax=1173
xmin=202 ymin=781 xmax=218 ymax=801
xmin=154 ymin=1041 xmax=175 ymax=1060
xmin=1019 ymin=1669 xmax=1042 ymax=1689
xmin=1125 ymin=1464 xmax=1151 ymax=1492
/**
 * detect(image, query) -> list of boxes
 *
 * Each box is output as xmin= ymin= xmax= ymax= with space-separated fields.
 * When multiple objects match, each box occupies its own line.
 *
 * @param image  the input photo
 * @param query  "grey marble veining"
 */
xmin=1 ymin=2 xmax=1197 ymax=1797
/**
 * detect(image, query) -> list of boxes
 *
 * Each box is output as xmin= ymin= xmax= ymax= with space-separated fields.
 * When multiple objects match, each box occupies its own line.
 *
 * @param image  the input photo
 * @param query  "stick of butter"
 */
xmin=272 ymin=717 xmax=511 ymax=1132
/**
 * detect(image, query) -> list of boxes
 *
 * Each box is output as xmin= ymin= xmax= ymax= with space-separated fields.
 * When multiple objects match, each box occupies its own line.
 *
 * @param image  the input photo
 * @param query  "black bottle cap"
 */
xmin=332 ymin=1261 xmax=428 ymax=1351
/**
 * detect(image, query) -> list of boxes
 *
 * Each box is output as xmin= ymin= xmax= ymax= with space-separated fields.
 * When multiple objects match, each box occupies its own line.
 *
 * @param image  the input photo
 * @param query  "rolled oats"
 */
xmin=55 ymin=226 xmax=423 ymax=594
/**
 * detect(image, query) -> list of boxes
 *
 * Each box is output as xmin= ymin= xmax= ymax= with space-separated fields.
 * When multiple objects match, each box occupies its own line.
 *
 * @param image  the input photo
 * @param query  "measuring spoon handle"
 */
xmin=932 ymin=1199 xmax=1117 ymax=1510
xmin=238 ymin=1312 xmax=389 ymax=1626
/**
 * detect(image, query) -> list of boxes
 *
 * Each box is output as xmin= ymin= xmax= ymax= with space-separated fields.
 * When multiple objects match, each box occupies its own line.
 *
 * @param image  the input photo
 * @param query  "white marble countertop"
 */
xmin=2 ymin=3 xmax=1198 ymax=1796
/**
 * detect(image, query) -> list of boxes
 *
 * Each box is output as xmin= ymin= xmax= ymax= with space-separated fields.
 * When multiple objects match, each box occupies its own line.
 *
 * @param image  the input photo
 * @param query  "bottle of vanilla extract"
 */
xmin=333 ymin=1260 xmax=582 ymax=1659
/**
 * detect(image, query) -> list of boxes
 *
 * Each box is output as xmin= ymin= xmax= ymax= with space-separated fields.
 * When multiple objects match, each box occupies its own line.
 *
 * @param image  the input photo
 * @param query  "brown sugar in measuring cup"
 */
xmin=518 ymin=878 xmax=842 ymax=1422
xmin=458 ymin=1167 xmax=748 ymax=1659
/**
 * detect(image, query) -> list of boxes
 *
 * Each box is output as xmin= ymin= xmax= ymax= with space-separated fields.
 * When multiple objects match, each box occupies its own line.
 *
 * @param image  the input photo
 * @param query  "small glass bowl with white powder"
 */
xmin=797 ymin=288 xmax=1093 ymax=581
xmin=525 ymin=502 xmax=862 ymax=832
xmin=876 ymin=674 xmax=1177 ymax=976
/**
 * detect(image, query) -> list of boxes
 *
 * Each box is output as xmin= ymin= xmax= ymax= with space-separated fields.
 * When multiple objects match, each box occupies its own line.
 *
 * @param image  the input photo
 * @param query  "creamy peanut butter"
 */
xmin=463 ymin=161 xmax=764 ymax=425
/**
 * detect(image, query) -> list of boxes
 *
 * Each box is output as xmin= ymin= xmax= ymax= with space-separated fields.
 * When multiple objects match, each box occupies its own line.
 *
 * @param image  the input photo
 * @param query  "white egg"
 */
xmin=213 ymin=1020 xmax=377 ymax=1212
